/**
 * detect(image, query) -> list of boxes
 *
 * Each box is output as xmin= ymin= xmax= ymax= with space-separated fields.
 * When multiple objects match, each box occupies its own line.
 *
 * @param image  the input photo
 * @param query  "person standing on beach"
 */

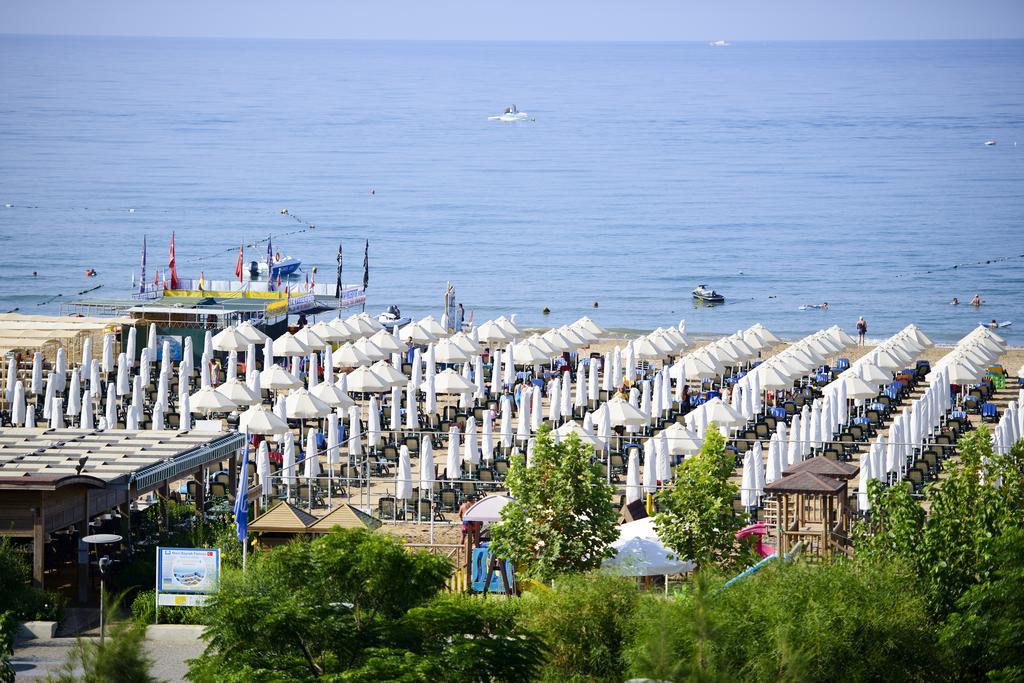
xmin=856 ymin=316 xmax=867 ymax=345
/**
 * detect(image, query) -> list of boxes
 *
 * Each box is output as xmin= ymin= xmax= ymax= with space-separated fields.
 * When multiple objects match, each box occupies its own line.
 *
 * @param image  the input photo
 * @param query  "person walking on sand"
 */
xmin=970 ymin=293 xmax=983 ymax=307
xmin=856 ymin=316 xmax=867 ymax=346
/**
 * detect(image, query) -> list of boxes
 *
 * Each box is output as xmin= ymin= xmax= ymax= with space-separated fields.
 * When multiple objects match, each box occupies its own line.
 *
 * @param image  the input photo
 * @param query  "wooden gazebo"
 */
xmin=248 ymin=501 xmax=381 ymax=548
xmin=764 ymin=457 xmax=859 ymax=560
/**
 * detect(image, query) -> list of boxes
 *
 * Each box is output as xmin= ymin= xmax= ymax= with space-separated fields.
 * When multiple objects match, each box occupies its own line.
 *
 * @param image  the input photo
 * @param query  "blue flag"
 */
xmin=233 ymin=440 xmax=249 ymax=542
xmin=266 ymin=235 xmax=274 ymax=292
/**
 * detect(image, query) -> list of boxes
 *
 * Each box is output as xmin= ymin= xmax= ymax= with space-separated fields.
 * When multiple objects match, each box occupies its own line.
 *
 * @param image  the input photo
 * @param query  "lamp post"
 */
xmin=81 ymin=533 xmax=122 ymax=645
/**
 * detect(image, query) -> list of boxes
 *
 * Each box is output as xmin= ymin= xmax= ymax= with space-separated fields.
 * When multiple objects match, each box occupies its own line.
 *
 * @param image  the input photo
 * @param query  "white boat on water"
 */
xmin=710 ymin=40 xmax=730 ymax=47
xmin=488 ymin=105 xmax=529 ymax=122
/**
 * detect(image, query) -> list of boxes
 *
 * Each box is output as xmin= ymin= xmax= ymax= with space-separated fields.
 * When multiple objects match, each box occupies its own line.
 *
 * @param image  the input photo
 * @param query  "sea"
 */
xmin=0 ymin=36 xmax=1022 ymax=344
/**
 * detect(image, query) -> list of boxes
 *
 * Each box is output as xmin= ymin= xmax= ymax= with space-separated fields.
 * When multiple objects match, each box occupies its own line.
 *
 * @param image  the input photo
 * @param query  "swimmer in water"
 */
xmin=988 ymin=319 xmax=998 ymax=329
xmin=970 ymin=293 xmax=982 ymax=307
xmin=950 ymin=297 xmax=959 ymax=305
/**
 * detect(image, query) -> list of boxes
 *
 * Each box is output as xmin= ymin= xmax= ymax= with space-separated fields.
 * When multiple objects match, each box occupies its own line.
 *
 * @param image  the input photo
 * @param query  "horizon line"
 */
xmin=2 ymin=32 xmax=1023 ymax=43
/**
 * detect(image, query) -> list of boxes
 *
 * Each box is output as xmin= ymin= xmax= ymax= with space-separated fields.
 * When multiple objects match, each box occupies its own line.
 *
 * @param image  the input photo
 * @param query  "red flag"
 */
xmin=168 ymin=232 xmax=180 ymax=290
xmin=235 ymin=245 xmax=244 ymax=283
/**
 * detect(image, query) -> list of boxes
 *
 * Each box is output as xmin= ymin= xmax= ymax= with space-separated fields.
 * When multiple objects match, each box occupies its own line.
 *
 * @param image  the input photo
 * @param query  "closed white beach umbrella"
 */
xmin=858 ymin=445 xmax=873 ymax=511
xmin=787 ymin=412 xmax=801 ymax=466
xmin=104 ymin=383 xmax=116 ymax=429
xmin=423 ymin=370 xmax=436 ymax=415
xmin=459 ymin=362 xmax=473 ymax=408
xmin=179 ymin=394 xmax=191 ymax=431
xmin=560 ymin=372 xmax=572 ymax=419
xmin=500 ymin=395 xmax=513 ymax=448
xmin=642 ymin=439 xmax=657 ymax=493
xmin=31 ymin=352 xmax=43 ymax=396
xmin=155 ymin=369 xmax=169 ymax=411
xmin=89 ymin=359 xmax=101 ymax=399
xmin=81 ymin=337 xmax=92 ymax=371
xmin=404 ymin=381 xmax=419 ymax=429
xmin=325 ymin=410 xmax=341 ymax=469
xmin=800 ymin=405 xmax=812 ymax=457
xmin=115 ymin=353 xmax=130 ymax=396
xmin=464 ymin=416 xmax=480 ymax=465
xmin=474 ymin=355 xmax=486 ymax=400
xmin=765 ymin=433 xmax=782 ymax=485
xmin=446 ymin=427 xmax=461 ymax=479
xmin=151 ymin=405 xmax=164 ymax=431
xmin=11 ymin=382 xmax=26 ymax=426
xmin=657 ymin=431 xmax=672 ymax=482
xmin=640 ymin=380 xmax=652 ymax=424
xmin=102 ymin=333 xmax=115 ymax=374
xmin=516 ymin=387 xmax=531 ymax=442
xmin=256 ymin=441 xmax=271 ymax=492
xmin=281 ymin=431 xmax=296 ymax=487
xmin=25 ymin=405 xmax=35 ymax=429
xmin=80 ymin=393 xmax=93 ymax=430
xmin=752 ymin=440 xmax=765 ymax=500
xmin=389 ymin=385 xmax=401 ymax=432
xmin=530 ymin=384 xmax=542 ymax=431
xmin=139 ymin=348 xmax=152 ymax=387
xmin=200 ymin=351 xmax=212 ymax=389
xmin=810 ymin=401 xmax=822 ymax=449
xmin=602 ymin=351 xmax=614 ymax=392
xmin=4 ymin=357 xmax=16 ymax=405
xmin=125 ymin=404 xmax=139 ymax=430
xmin=160 ymin=340 xmax=172 ymax=378
xmin=362 ymin=395 xmax=379 ymax=449
xmin=50 ymin=397 xmax=64 ymax=429
xmin=490 ymin=349 xmax=502 ymax=394
xmin=395 ymin=445 xmax=413 ymax=501
xmin=626 ymin=448 xmax=642 ymax=504
xmin=548 ymin=379 xmax=562 ymax=423
xmin=574 ymin=362 xmax=588 ymax=409
xmin=304 ymin=428 xmax=321 ymax=480
xmin=419 ymin=435 xmax=436 ymax=494
xmin=503 ymin=343 xmax=515 ymax=386
xmin=346 ymin=404 xmax=363 ymax=458
xmin=481 ymin=409 xmax=494 ymax=463
xmin=273 ymin=394 xmax=287 ymax=423
xmin=66 ymin=369 xmax=82 ymax=418
xmin=740 ymin=450 xmax=758 ymax=508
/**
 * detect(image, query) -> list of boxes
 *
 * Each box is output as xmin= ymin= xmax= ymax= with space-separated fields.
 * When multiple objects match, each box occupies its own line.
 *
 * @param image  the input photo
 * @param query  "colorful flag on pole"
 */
xmin=335 ymin=241 xmax=343 ymax=297
xmin=140 ymin=236 xmax=147 ymax=294
xmin=235 ymin=245 xmax=244 ymax=283
xmin=168 ymin=232 xmax=180 ymax=290
xmin=362 ymin=240 xmax=369 ymax=291
xmin=266 ymin=235 xmax=274 ymax=292
xmin=233 ymin=440 xmax=249 ymax=542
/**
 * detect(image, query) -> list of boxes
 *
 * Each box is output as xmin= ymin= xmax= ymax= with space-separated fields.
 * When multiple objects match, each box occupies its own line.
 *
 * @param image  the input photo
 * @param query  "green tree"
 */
xmin=186 ymin=528 xmax=455 ymax=682
xmin=0 ymin=612 xmax=14 ymax=683
xmin=47 ymin=595 xmax=156 ymax=683
xmin=654 ymin=427 xmax=742 ymax=569
xmin=489 ymin=426 xmax=619 ymax=582
xmin=852 ymin=479 xmax=924 ymax=564
xmin=940 ymin=526 xmax=1024 ymax=681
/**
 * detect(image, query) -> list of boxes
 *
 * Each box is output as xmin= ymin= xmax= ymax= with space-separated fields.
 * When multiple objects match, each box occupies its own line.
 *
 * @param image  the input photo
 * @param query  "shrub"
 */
xmin=521 ymin=573 xmax=638 ymax=683
xmin=130 ymin=590 xmax=206 ymax=626
xmin=0 ymin=537 xmax=65 ymax=622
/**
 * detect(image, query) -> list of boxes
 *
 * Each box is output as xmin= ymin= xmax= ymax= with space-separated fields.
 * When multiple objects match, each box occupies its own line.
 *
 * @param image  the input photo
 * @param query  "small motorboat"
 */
xmin=378 ymin=305 xmax=411 ymax=331
xmin=984 ymin=139 xmax=997 ymax=146
xmin=253 ymin=254 xmax=301 ymax=278
xmin=488 ymin=105 xmax=529 ymax=122
xmin=710 ymin=39 xmax=730 ymax=47
xmin=692 ymin=284 xmax=725 ymax=303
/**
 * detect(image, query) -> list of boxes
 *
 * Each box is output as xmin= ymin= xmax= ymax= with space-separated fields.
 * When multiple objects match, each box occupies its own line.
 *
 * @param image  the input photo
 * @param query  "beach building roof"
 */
xmin=782 ymin=456 xmax=859 ymax=480
xmin=308 ymin=504 xmax=382 ymax=532
xmin=248 ymin=501 xmax=319 ymax=533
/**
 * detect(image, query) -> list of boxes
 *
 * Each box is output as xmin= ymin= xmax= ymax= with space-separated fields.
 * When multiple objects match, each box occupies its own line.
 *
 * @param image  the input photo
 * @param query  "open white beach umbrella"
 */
xmin=332 ymin=342 xmax=372 ymax=368
xmin=352 ymin=337 xmax=387 ymax=363
xmin=592 ymin=396 xmax=649 ymax=427
xmin=446 ymin=427 xmax=461 ymax=479
xmin=274 ymin=331 xmax=310 ymax=358
xmin=433 ymin=338 xmax=470 ymax=364
xmin=261 ymin=363 xmax=302 ymax=391
xmin=190 ymin=385 xmax=237 ymax=414
xmin=286 ymin=388 xmax=331 ymax=419
xmin=240 ymin=403 xmax=288 ymax=436
xmin=234 ymin=320 xmax=269 ymax=345
xmin=220 ymin=377 xmax=260 ymax=406
xmin=294 ymin=326 xmax=327 ymax=352
xmin=553 ymin=420 xmax=603 ymax=449
xmin=427 ymin=368 xmax=475 ymax=394
xmin=476 ymin=320 xmax=513 ymax=344
xmin=212 ymin=326 xmax=249 ymax=353
xmin=345 ymin=366 xmax=390 ymax=394
xmin=626 ymin=448 xmax=642 ymax=504
xmin=662 ymin=422 xmax=702 ymax=456
xmin=399 ymin=321 xmax=436 ymax=345
xmin=370 ymin=360 xmax=407 ymax=387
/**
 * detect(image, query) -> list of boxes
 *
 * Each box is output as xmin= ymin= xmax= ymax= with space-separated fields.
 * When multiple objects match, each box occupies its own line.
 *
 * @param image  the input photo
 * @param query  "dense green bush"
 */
xmin=521 ymin=573 xmax=638 ymax=683
xmin=130 ymin=589 xmax=207 ymax=626
xmin=0 ymin=611 xmax=15 ymax=683
xmin=0 ymin=537 xmax=65 ymax=622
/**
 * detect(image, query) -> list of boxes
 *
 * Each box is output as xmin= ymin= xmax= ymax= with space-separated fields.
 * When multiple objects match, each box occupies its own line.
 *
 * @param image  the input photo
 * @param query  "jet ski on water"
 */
xmin=692 ymin=285 xmax=725 ymax=304
xmin=488 ymin=105 xmax=529 ymax=122
xmin=378 ymin=305 xmax=411 ymax=331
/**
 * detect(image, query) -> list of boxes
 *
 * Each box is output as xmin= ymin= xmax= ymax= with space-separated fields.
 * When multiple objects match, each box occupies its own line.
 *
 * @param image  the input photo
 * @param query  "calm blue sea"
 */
xmin=0 ymin=37 xmax=1022 ymax=343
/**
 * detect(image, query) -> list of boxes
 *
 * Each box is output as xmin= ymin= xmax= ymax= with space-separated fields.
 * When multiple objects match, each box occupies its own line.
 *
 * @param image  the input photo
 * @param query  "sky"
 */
xmin=2 ymin=0 xmax=1023 ymax=41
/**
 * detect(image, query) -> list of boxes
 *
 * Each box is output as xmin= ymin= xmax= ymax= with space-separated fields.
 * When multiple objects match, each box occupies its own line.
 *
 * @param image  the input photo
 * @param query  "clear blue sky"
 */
xmin=2 ymin=0 xmax=1023 ymax=41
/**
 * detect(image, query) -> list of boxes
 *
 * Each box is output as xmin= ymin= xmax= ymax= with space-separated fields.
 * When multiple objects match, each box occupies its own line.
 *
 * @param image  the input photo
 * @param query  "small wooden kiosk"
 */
xmin=764 ymin=457 xmax=859 ymax=560
xmin=248 ymin=501 xmax=381 ymax=548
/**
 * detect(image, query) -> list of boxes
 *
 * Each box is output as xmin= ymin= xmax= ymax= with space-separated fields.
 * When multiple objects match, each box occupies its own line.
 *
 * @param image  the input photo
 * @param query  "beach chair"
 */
xmin=493 ymin=458 xmax=510 ymax=479
xmin=439 ymin=488 xmax=460 ymax=512
xmin=377 ymin=496 xmax=403 ymax=521
xmin=981 ymin=403 xmax=999 ymax=422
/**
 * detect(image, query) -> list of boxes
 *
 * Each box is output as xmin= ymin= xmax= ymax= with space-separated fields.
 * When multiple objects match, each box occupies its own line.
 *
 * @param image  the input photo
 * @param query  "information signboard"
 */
xmin=155 ymin=547 xmax=220 ymax=615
